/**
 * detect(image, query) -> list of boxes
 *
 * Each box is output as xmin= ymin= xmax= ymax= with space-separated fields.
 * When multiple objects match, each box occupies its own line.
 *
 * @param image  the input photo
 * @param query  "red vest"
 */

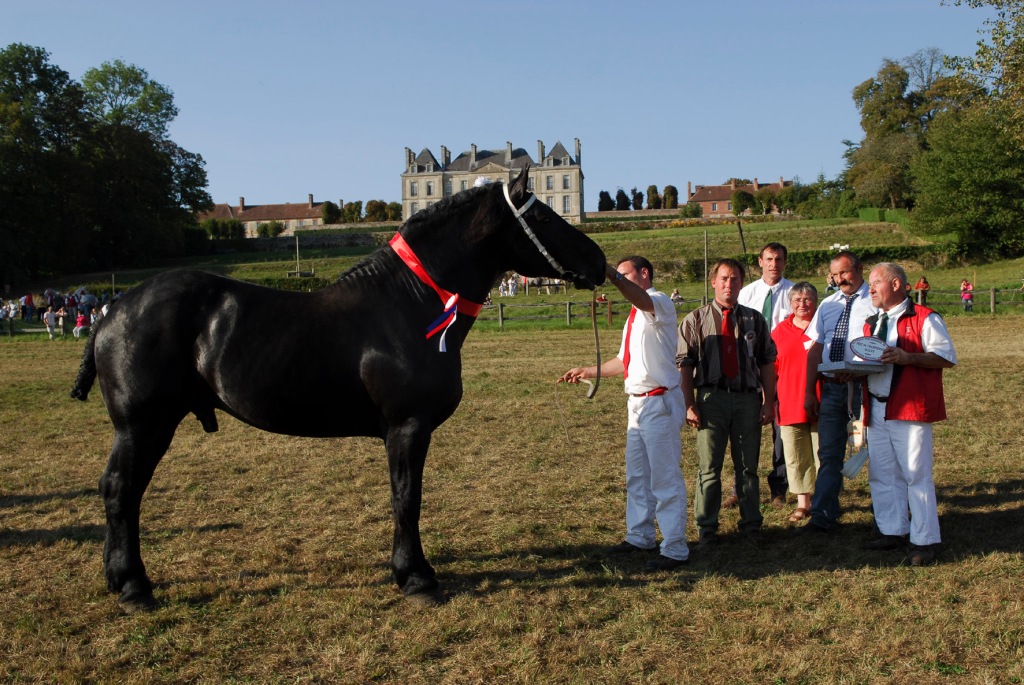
xmin=862 ymin=301 xmax=947 ymax=424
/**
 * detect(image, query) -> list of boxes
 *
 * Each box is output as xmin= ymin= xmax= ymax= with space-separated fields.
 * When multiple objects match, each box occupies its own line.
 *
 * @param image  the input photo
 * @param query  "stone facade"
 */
xmin=401 ymin=139 xmax=585 ymax=223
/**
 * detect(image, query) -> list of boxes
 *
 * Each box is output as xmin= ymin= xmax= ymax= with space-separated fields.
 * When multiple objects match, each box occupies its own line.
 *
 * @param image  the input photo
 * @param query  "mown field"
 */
xmin=1 ymin=313 xmax=1022 ymax=683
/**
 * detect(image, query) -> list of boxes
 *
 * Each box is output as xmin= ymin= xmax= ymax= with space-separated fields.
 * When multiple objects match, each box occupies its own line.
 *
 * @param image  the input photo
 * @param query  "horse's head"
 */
xmin=495 ymin=169 xmax=606 ymax=290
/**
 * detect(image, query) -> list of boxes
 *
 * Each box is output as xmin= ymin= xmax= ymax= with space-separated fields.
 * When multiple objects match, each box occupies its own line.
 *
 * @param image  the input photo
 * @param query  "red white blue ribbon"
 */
xmin=426 ymin=294 xmax=460 ymax=352
xmin=389 ymin=233 xmax=482 ymax=352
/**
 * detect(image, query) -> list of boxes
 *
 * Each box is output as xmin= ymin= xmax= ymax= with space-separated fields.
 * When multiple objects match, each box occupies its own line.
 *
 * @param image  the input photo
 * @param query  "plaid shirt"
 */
xmin=676 ymin=300 xmax=777 ymax=391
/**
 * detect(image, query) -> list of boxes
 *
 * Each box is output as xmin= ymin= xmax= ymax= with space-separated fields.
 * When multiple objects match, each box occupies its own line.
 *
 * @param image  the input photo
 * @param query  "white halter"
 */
xmin=502 ymin=181 xmax=571 ymax=277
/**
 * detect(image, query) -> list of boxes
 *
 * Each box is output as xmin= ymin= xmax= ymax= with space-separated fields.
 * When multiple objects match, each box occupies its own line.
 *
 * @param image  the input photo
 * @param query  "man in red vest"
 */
xmin=862 ymin=262 xmax=957 ymax=566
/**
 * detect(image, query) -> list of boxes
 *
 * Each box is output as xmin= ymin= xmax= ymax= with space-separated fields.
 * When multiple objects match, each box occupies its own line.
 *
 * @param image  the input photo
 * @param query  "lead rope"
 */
xmin=553 ymin=291 xmax=602 ymax=446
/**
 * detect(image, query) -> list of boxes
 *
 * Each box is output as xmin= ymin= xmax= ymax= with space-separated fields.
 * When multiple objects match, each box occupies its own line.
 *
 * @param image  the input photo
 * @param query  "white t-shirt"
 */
xmin=617 ymin=289 xmax=680 ymax=395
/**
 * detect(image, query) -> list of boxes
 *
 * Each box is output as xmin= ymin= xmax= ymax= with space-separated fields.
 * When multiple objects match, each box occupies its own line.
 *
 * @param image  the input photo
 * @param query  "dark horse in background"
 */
xmin=71 ymin=169 xmax=606 ymax=610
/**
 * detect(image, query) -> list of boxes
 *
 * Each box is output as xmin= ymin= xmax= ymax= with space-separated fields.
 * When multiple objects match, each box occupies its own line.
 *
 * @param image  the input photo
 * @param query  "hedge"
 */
xmin=858 ymin=208 xmax=887 ymax=222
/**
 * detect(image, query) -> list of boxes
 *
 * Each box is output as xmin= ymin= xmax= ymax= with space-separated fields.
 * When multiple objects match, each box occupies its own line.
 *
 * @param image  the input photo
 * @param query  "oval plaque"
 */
xmin=849 ymin=335 xmax=888 ymax=361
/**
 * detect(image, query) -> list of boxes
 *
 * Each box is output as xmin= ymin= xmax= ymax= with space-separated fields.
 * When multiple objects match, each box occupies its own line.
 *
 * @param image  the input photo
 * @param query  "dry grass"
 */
xmin=1 ymin=316 xmax=1023 ymax=683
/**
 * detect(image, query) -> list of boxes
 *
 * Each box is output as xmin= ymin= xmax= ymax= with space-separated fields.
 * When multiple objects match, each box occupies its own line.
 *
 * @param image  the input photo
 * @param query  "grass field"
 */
xmin=1 ymin=315 xmax=1022 ymax=683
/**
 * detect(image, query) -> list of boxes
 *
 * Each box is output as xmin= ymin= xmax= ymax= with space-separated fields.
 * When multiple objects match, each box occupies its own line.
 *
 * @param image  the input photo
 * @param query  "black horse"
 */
xmin=71 ymin=169 xmax=606 ymax=610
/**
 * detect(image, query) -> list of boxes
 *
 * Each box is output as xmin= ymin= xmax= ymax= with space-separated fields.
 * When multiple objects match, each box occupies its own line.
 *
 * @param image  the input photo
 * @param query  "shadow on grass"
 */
xmin=0 ymin=487 xmax=97 ymax=509
xmin=0 ymin=521 xmax=243 ymax=549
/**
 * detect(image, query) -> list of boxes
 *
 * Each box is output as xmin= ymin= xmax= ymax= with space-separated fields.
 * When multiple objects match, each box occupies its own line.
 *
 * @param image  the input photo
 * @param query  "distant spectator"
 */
xmin=914 ymin=276 xmax=930 ymax=306
xmin=960 ymin=279 xmax=973 ymax=312
xmin=42 ymin=306 xmax=59 ymax=340
xmin=670 ymin=288 xmax=683 ymax=303
xmin=73 ymin=312 xmax=90 ymax=339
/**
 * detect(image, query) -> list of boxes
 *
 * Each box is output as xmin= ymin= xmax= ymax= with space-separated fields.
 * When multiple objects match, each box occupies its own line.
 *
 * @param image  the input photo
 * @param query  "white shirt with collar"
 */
xmin=737 ymin=277 xmax=794 ymax=332
xmin=866 ymin=298 xmax=958 ymax=398
xmin=807 ymin=280 xmax=877 ymax=363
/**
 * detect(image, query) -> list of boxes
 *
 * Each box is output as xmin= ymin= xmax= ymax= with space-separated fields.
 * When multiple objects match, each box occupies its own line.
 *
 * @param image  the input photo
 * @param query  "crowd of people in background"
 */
xmin=1 ymin=287 xmax=123 ymax=338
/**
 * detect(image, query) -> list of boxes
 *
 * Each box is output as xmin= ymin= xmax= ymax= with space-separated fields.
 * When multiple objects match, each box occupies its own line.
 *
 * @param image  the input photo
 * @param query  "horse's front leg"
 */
xmin=384 ymin=418 xmax=442 ymax=605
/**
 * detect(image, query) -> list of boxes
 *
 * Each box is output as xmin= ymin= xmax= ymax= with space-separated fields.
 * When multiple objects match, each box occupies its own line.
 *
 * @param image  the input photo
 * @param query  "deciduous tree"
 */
xmin=82 ymin=59 xmax=178 ymax=139
xmin=321 ymin=200 xmax=341 ymax=224
xmin=645 ymin=185 xmax=662 ymax=209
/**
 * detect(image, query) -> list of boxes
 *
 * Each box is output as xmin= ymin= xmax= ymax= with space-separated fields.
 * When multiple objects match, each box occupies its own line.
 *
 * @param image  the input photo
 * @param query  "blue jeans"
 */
xmin=808 ymin=381 xmax=861 ymax=530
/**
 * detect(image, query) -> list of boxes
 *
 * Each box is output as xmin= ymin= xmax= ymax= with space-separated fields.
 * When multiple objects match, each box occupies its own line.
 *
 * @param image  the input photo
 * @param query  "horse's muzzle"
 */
xmin=564 ymin=272 xmax=596 ymax=291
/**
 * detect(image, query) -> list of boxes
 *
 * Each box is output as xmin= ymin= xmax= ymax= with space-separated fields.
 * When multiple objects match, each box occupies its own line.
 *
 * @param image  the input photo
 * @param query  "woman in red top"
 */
xmin=771 ymin=282 xmax=821 ymax=523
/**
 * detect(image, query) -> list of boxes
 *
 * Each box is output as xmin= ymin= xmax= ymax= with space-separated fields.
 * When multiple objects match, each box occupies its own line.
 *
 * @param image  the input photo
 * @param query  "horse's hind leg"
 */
xmin=100 ymin=420 xmax=178 ymax=612
xmin=385 ymin=419 xmax=442 ymax=605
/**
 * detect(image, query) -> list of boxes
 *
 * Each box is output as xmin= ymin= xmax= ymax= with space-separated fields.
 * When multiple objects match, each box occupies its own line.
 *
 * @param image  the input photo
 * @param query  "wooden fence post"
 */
xmin=565 ymin=302 xmax=572 ymax=327
xmin=607 ymin=301 xmax=614 ymax=328
xmin=990 ymin=288 xmax=996 ymax=314
xmin=498 ymin=302 xmax=504 ymax=329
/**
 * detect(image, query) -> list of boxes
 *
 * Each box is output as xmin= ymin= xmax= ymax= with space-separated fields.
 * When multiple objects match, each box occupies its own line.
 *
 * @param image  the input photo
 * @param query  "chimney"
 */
xmin=441 ymin=145 xmax=449 ymax=168
xmin=687 ymin=182 xmax=692 ymax=198
xmin=506 ymin=141 xmax=513 ymax=166
xmin=405 ymin=147 xmax=411 ymax=167
xmin=239 ymin=196 xmax=245 ymax=211
xmin=730 ymin=179 xmax=737 ymax=190
xmin=339 ymin=198 xmax=343 ymax=210
xmin=779 ymin=175 xmax=784 ymax=187
xmin=574 ymin=138 xmax=581 ymax=166
xmin=308 ymin=194 xmax=314 ymax=208
xmin=753 ymin=178 xmax=759 ymax=191
xmin=537 ymin=140 xmax=545 ymax=165
xmin=470 ymin=143 xmax=477 ymax=168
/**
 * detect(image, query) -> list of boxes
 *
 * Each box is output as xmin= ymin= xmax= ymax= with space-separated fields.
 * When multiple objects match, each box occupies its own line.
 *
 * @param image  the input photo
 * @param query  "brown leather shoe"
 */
xmin=722 ymin=494 xmax=739 ymax=509
xmin=770 ymin=496 xmax=787 ymax=510
xmin=908 ymin=544 xmax=940 ymax=566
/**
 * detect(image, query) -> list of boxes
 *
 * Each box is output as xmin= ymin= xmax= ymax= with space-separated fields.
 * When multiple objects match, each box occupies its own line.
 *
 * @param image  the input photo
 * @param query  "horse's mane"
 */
xmin=334 ymin=184 xmax=497 ymax=284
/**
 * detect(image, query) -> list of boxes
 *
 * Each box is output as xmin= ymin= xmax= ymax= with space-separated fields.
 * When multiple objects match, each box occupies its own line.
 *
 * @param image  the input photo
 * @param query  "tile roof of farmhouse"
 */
xmin=688 ymin=177 xmax=791 ymax=203
xmin=198 ymin=197 xmax=325 ymax=223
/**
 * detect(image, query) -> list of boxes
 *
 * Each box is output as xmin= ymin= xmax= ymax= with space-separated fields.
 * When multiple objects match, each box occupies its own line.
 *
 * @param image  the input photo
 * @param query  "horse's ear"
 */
xmin=510 ymin=166 xmax=531 ymax=200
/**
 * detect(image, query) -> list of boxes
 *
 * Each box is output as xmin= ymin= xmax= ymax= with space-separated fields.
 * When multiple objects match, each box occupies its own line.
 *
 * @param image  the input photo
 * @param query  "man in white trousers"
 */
xmin=559 ymin=256 xmax=689 ymax=571
xmin=862 ymin=262 xmax=957 ymax=566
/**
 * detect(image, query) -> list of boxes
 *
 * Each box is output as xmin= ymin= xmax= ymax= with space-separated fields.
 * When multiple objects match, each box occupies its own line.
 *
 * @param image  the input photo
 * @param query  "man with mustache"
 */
xmin=802 ymin=251 xmax=878 ymax=534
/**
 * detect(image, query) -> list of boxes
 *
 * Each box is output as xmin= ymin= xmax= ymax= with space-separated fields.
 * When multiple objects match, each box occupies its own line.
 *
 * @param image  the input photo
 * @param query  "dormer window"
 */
xmin=563 ymin=156 xmax=570 ymax=166
xmin=426 ymin=163 xmax=433 ymax=172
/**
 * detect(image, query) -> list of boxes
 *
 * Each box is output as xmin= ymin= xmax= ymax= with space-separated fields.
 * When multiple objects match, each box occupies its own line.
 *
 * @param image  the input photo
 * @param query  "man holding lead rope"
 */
xmin=559 ymin=257 xmax=690 ymax=571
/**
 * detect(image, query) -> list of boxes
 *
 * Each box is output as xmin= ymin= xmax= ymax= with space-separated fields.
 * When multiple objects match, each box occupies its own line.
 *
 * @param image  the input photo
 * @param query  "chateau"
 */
xmin=401 ymin=139 xmax=584 ymax=223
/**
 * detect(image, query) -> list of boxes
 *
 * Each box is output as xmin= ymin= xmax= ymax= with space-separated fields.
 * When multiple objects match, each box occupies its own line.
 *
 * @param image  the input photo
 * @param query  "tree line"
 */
xmin=595 ymin=1 xmax=1024 ymax=260
xmin=0 ymin=44 xmax=214 ymax=283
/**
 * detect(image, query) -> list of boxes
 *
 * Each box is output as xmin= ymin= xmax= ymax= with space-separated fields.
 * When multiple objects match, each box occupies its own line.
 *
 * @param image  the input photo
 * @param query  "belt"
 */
xmin=820 ymin=376 xmax=849 ymax=384
xmin=869 ymin=392 xmax=888 ymax=402
xmin=631 ymin=386 xmax=667 ymax=397
xmin=703 ymin=382 xmax=759 ymax=394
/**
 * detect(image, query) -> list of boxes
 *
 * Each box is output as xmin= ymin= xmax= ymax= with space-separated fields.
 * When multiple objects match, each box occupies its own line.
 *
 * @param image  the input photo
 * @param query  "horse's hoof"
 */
xmin=118 ymin=591 xmax=157 ymax=613
xmin=404 ymin=587 xmax=446 ymax=608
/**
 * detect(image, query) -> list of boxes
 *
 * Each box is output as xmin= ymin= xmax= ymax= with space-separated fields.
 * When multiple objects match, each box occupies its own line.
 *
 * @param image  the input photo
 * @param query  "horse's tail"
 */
xmin=70 ymin=320 xmax=100 ymax=402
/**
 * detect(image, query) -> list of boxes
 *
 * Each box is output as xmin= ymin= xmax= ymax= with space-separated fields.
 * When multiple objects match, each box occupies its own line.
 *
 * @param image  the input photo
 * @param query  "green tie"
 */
xmin=876 ymin=312 xmax=888 ymax=340
xmin=761 ymin=289 xmax=772 ymax=322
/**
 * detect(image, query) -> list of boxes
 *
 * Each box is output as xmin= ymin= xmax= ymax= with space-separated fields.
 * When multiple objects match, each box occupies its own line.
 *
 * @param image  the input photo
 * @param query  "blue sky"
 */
xmin=4 ymin=0 xmax=994 ymax=211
